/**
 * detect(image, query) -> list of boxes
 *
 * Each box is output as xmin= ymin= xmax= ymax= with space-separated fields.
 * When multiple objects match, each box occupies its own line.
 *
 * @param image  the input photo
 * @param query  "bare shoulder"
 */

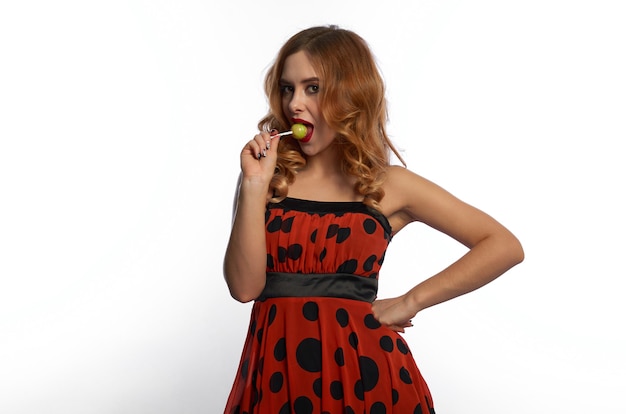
xmin=380 ymin=165 xmax=442 ymax=232
xmin=381 ymin=165 xmax=447 ymax=210
xmin=381 ymin=165 xmax=495 ymax=246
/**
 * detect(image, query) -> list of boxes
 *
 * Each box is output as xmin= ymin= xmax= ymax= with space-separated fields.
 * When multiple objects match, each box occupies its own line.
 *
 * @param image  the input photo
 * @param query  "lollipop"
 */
xmin=271 ymin=123 xmax=308 ymax=140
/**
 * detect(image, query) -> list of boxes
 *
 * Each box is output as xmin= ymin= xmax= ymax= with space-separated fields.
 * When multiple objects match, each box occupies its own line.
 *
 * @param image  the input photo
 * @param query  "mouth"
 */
xmin=292 ymin=118 xmax=314 ymax=143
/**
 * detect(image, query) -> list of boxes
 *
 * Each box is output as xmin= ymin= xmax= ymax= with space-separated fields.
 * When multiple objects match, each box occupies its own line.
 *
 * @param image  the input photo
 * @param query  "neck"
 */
xmin=303 ymin=144 xmax=343 ymax=175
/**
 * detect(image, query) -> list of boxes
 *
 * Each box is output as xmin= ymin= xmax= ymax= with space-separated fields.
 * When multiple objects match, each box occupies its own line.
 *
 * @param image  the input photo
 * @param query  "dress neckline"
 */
xmin=285 ymin=196 xmax=363 ymax=204
xmin=269 ymin=197 xmax=393 ymax=237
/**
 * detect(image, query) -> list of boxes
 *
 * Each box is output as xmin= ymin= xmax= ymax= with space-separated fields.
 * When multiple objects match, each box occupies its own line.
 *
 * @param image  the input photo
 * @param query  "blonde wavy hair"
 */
xmin=258 ymin=25 xmax=405 ymax=210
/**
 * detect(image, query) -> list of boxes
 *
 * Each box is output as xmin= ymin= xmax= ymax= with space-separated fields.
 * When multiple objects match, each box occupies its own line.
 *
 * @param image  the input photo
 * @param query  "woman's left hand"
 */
xmin=371 ymin=295 xmax=416 ymax=333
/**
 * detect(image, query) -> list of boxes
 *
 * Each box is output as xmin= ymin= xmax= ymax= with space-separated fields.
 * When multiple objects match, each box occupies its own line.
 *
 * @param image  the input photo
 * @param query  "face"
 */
xmin=280 ymin=51 xmax=337 ymax=157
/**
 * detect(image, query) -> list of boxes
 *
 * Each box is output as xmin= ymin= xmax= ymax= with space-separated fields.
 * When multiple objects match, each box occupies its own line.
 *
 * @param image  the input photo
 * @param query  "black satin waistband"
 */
xmin=256 ymin=272 xmax=378 ymax=303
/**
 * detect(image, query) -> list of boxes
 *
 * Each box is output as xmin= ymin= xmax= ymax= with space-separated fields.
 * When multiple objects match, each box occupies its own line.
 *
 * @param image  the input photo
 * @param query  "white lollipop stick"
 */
xmin=270 ymin=130 xmax=294 ymax=139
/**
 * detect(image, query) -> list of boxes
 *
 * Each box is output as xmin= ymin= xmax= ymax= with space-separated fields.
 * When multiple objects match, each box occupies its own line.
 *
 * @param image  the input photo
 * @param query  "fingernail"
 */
xmin=257 ymin=153 xmax=261 ymax=160
xmin=266 ymin=141 xmax=270 ymax=149
xmin=262 ymin=149 xmax=267 ymax=157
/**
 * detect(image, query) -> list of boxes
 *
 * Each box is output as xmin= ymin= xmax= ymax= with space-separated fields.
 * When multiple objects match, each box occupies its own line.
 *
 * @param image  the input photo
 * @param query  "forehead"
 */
xmin=281 ymin=51 xmax=318 ymax=81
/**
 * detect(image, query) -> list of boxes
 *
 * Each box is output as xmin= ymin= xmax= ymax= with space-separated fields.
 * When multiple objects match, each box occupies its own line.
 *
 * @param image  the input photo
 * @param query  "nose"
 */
xmin=287 ymin=89 xmax=305 ymax=114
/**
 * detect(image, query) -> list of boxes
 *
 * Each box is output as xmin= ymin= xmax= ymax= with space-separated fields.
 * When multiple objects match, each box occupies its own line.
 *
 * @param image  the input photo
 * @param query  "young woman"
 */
xmin=223 ymin=25 xmax=524 ymax=414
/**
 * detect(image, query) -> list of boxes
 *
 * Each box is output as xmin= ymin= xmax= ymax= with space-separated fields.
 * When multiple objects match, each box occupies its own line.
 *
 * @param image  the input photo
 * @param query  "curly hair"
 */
xmin=258 ymin=25 xmax=405 ymax=210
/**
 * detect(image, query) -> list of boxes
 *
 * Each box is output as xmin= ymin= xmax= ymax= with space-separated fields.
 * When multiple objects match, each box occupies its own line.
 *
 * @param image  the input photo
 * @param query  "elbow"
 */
xmin=516 ymin=242 xmax=525 ymax=265
xmin=225 ymin=274 xmax=266 ymax=303
xmin=506 ymin=233 xmax=525 ymax=267
xmin=229 ymin=289 xmax=261 ymax=303
xmin=223 ymin=261 xmax=266 ymax=303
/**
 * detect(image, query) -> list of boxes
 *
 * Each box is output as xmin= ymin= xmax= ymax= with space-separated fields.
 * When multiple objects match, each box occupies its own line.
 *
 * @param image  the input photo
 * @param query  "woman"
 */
xmin=224 ymin=25 xmax=524 ymax=414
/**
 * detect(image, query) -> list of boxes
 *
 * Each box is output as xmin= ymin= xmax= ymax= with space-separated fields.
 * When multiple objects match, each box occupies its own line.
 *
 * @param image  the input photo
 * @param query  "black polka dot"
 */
xmin=256 ymin=327 xmax=263 ymax=343
xmin=364 ymin=314 xmax=381 ymax=329
xmin=392 ymin=389 xmax=399 ymax=404
xmin=358 ymin=356 xmax=379 ymax=391
xmin=287 ymin=244 xmax=303 ymax=260
xmin=249 ymin=319 xmax=257 ymax=336
xmin=267 ymin=216 xmax=282 ymax=232
xmin=268 ymin=304 xmax=277 ymax=326
xmin=277 ymin=246 xmax=287 ymax=263
xmin=280 ymin=216 xmax=294 ymax=232
xmin=370 ymin=401 xmax=387 ymax=414
xmin=313 ymin=377 xmax=322 ymax=398
xmin=334 ymin=347 xmax=345 ymax=366
xmin=363 ymin=255 xmax=377 ymax=271
xmin=330 ymin=380 xmax=343 ymax=399
xmin=241 ymin=358 xmax=249 ymax=379
xmin=336 ymin=227 xmax=351 ymax=243
xmin=294 ymin=396 xmax=313 ymax=414
xmin=363 ymin=218 xmax=377 ymax=234
xmin=326 ymin=224 xmax=339 ymax=238
xmin=278 ymin=402 xmax=290 ymax=414
xmin=269 ymin=372 xmax=283 ymax=393
xmin=267 ymin=253 xmax=275 ymax=269
xmin=399 ymin=367 xmax=413 ymax=384
xmin=337 ymin=259 xmax=358 ymax=273
xmin=302 ymin=301 xmax=319 ymax=321
xmin=278 ymin=402 xmax=291 ymax=414
xmin=319 ymin=247 xmax=327 ymax=261
xmin=310 ymin=229 xmax=318 ymax=243
xmin=345 ymin=407 xmax=356 ymax=414
xmin=354 ymin=379 xmax=364 ymax=400
xmin=413 ymin=403 xmax=422 ymax=414
xmin=380 ymin=336 xmax=394 ymax=352
xmin=426 ymin=395 xmax=434 ymax=412
xmin=250 ymin=386 xmax=259 ymax=408
xmin=349 ymin=332 xmax=359 ymax=349
xmin=378 ymin=251 xmax=386 ymax=265
xmin=396 ymin=338 xmax=409 ymax=355
xmin=274 ymin=338 xmax=286 ymax=361
xmin=336 ymin=308 xmax=349 ymax=327
xmin=258 ymin=357 xmax=264 ymax=374
xmin=296 ymin=338 xmax=322 ymax=372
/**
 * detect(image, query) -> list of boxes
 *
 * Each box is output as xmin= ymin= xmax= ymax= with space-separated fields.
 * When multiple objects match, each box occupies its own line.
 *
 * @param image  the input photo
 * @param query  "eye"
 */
xmin=280 ymin=85 xmax=294 ymax=95
xmin=307 ymin=84 xmax=319 ymax=94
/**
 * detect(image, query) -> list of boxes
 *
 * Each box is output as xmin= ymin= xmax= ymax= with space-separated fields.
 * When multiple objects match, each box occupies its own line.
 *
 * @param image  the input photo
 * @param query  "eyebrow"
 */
xmin=279 ymin=77 xmax=320 ymax=85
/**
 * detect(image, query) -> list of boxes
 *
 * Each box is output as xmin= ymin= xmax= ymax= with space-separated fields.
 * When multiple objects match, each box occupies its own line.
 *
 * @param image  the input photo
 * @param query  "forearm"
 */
xmin=406 ymin=231 xmax=524 ymax=313
xmin=223 ymin=179 xmax=270 ymax=302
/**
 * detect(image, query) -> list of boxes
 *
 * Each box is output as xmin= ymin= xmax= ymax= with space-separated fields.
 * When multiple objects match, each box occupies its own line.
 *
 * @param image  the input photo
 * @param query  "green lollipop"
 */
xmin=291 ymin=123 xmax=307 ymax=140
xmin=270 ymin=123 xmax=309 ymax=140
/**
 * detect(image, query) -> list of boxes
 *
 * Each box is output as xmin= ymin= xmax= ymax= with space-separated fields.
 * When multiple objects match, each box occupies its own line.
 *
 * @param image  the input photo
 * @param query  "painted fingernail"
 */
xmin=266 ymin=141 xmax=270 ymax=149
xmin=257 ymin=153 xmax=261 ymax=160
xmin=262 ymin=149 xmax=267 ymax=157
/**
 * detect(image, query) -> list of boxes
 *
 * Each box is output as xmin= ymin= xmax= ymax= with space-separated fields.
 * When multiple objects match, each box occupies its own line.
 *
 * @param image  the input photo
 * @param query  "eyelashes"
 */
xmin=279 ymin=84 xmax=320 ymax=95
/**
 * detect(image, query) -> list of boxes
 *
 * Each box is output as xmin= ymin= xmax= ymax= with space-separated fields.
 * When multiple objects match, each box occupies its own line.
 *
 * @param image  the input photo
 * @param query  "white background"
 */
xmin=1 ymin=1 xmax=624 ymax=412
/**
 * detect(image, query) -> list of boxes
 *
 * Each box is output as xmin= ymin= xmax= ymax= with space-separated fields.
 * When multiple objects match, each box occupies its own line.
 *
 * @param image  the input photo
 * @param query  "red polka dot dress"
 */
xmin=225 ymin=198 xmax=435 ymax=414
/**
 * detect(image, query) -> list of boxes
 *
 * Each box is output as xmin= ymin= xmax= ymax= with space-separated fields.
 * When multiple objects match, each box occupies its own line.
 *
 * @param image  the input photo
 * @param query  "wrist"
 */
xmin=239 ymin=177 xmax=271 ymax=199
xmin=403 ymin=288 xmax=424 ymax=315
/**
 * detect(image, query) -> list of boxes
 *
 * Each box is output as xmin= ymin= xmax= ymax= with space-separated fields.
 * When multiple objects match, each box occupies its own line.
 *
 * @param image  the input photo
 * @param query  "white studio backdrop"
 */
xmin=1 ymin=1 xmax=624 ymax=413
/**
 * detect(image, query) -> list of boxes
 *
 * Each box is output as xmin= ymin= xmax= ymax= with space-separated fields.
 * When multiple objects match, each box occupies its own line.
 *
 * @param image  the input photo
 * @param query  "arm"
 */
xmin=223 ymin=131 xmax=278 ymax=303
xmin=373 ymin=166 xmax=524 ymax=326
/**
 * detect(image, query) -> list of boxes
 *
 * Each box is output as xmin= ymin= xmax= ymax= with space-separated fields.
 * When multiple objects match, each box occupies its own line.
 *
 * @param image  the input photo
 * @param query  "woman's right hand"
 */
xmin=225 ymin=129 xmax=280 ymax=303
xmin=240 ymin=130 xmax=279 ymax=186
